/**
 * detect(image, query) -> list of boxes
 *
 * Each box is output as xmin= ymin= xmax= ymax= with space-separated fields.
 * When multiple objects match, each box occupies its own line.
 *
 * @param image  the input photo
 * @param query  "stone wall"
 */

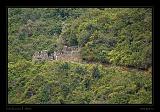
xmin=32 ymin=50 xmax=50 ymax=61
xmin=32 ymin=46 xmax=81 ymax=62
xmin=56 ymin=51 xmax=81 ymax=62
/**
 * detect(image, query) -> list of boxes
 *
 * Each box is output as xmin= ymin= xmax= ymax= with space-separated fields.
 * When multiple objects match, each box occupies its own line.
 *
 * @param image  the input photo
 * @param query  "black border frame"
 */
xmin=2 ymin=1 xmax=157 ymax=111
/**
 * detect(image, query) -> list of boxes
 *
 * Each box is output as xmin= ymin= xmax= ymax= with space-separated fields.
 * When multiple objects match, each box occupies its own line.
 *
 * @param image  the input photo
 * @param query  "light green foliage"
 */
xmin=62 ymin=8 xmax=152 ymax=69
xmin=8 ymin=61 xmax=152 ymax=104
xmin=107 ymin=8 xmax=152 ymax=69
xmin=8 ymin=8 xmax=152 ymax=104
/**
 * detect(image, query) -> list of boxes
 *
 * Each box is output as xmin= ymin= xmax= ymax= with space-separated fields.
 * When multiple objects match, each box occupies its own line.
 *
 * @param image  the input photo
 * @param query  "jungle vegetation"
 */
xmin=8 ymin=8 xmax=152 ymax=104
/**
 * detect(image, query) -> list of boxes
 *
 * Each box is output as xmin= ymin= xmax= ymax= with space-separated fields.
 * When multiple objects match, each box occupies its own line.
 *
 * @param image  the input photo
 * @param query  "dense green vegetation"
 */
xmin=8 ymin=60 xmax=152 ymax=104
xmin=8 ymin=8 xmax=152 ymax=104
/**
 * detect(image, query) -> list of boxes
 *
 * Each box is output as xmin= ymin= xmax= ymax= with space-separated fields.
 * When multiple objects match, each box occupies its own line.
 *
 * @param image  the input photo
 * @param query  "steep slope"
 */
xmin=8 ymin=60 xmax=152 ymax=104
xmin=8 ymin=8 xmax=152 ymax=104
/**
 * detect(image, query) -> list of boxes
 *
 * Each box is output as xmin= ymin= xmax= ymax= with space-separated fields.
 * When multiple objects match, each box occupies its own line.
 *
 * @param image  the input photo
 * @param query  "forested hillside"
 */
xmin=8 ymin=8 xmax=152 ymax=104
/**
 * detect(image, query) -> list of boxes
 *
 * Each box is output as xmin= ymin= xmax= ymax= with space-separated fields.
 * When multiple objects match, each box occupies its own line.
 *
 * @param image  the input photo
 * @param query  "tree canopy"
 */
xmin=8 ymin=8 xmax=152 ymax=104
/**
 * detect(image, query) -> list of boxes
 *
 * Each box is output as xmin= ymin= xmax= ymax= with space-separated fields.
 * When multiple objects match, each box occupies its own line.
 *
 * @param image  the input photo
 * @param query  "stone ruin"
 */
xmin=32 ymin=46 xmax=81 ymax=62
xmin=32 ymin=50 xmax=54 ymax=61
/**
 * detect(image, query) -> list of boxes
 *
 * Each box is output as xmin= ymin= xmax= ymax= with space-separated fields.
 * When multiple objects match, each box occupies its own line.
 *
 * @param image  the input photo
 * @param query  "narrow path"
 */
xmin=83 ymin=61 xmax=150 ymax=73
xmin=53 ymin=59 xmax=151 ymax=74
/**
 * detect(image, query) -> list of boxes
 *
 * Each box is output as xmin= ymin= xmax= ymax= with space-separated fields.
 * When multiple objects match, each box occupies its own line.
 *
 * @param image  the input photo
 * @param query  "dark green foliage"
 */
xmin=58 ymin=62 xmax=70 ymax=71
xmin=8 ymin=8 xmax=152 ymax=104
xmin=8 ymin=8 xmax=152 ymax=69
xmin=75 ymin=66 xmax=86 ymax=75
xmin=92 ymin=65 xmax=100 ymax=79
xmin=84 ymin=79 xmax=91 ymax=90
xmin=61 ymin=84 xmax=70 ymax=97
xmin=8 ymin=61 xmax=152 ymax=104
